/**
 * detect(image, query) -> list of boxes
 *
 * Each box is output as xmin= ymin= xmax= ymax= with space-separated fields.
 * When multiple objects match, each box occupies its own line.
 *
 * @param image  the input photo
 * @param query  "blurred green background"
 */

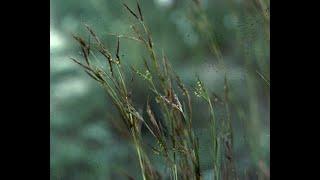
xmin=50 ymin=0 xmax=269 ymax=179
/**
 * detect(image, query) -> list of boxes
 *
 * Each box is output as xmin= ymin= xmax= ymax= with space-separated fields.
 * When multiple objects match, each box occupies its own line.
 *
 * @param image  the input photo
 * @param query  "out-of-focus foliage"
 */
xmin=51 ymin=0 xmax=269 ymax=179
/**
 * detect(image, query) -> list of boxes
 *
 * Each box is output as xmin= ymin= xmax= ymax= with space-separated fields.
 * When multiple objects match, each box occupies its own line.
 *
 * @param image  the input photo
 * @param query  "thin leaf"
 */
xmin=256 ymin=70 xmax=270 ymax=86
xmin=123 ymin=3 xmax=139 ymax=20
xmin=147 ymin=34 xmax=153 ymax=48
xmin=116 ymin=36 xmax=120 ymax=62
xmin=136 ymin=1 xmax=143 ymax=21
xmin=85 ymin=70 xmax=101 ymax=82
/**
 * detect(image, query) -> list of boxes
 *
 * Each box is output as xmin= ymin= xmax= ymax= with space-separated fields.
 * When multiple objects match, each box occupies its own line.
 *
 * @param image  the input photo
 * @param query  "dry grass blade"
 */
xmin=72 ymin=34 xmax=87 ymax=47
xmin=175 ymin=76 xmax=187 ymax=96
xmin=108 ymin=59 xmax=114 ymax=76
xmin=136 ymin=1 xmax=143 ymax=21
xmin=147 ymin=34 xmax=153 ymax=48
xmin=84 ymin=24 xmax=102 ymax=45
xmin=72 ymin=34 xmax=90 ymax=65
xmin=172 ymin=93 xmax=183 ymax=113
xmin=160 ymin=94 xmax=183 ymax=113
xmin=131 ymin=25 xmax=147 ymax=45
xmin=116 ymin=36 xmax=120 ymax=62
xmin=123 ymin=3 xmax=139 ymax=20
xmin=146 ymin=101 xmax=162 ymax=138
xmin=69 ymin=57 xmax=91 ymax=71
xmin=175 ymin=75 xmax=193 ymax=125
xmin=84 ymin=70 xmax=102 ymax=82
xmin=85 ymin=25 xmax=112 ymax=58
xmin=81 ymin=48 xmax=90 ymax=65
xmin=84 ymin=24 xmax=115 ymax=73
xmin=256 ymin=70 xmax=270 ymax=86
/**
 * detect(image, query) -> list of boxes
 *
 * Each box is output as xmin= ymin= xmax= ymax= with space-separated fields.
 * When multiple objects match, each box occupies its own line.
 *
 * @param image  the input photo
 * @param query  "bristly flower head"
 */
xmin=194 ymin=77 xmax=209 ymax=101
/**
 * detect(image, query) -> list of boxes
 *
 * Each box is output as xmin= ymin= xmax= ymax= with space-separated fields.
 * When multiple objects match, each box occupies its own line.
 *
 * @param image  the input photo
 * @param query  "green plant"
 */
xmin=70 ymin=0 xmax=269 ymax=179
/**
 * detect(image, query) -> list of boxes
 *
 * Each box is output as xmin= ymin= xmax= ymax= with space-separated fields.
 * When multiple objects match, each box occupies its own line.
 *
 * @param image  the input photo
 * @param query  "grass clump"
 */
xmin=70 ymin=0 xmax=269 ymax=179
